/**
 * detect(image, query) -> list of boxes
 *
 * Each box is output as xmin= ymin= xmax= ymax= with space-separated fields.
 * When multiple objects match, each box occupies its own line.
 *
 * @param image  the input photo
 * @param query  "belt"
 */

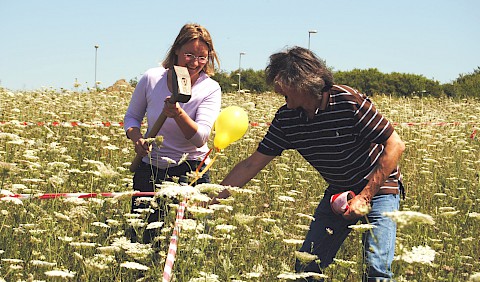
xmin=376 ymin=188 xmax=399 ymax=195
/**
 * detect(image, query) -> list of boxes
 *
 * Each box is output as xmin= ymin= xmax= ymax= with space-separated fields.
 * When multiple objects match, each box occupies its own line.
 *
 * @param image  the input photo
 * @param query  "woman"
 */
xmin=124 ymin=23 xmax=221 ymax=243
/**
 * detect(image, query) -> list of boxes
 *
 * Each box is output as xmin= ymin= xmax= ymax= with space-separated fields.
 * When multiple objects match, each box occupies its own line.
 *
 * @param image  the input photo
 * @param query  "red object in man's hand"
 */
xmin=330 ymin=191 xmax=356 ymax=215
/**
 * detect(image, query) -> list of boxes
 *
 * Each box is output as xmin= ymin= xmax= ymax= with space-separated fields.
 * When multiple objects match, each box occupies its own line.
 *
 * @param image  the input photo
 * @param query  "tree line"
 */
xmin=210 ymin=67 xmax=480 ymax=98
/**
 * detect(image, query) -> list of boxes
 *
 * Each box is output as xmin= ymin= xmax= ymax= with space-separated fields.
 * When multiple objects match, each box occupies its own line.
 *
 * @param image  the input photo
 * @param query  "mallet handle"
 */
xmin=128 ymin=66 xmax=191 ymax=173
xmin=128 ymin=112 xmax=169 ymax=172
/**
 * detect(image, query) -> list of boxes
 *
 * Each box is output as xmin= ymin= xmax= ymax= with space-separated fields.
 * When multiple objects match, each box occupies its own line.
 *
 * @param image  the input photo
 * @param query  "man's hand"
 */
xmin=342 ymin=194 xmax=371 ymax=220
xmin=209 ymin=188 xmax=231 ymax=205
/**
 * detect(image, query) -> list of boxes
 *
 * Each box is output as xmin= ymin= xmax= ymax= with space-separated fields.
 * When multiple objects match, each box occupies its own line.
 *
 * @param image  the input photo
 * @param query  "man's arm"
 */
xmin=343 ymin=130 xmax=405 ymax=219
xmin=216 ymin=151 xmax=276 ymax=199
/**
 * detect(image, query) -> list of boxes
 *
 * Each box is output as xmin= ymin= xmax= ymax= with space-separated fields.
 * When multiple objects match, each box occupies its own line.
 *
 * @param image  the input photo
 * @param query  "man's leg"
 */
xmin=362 ymin=193 xmax=400 ymax=281
xmin=295 ymin=192 xmax=357 ymax=276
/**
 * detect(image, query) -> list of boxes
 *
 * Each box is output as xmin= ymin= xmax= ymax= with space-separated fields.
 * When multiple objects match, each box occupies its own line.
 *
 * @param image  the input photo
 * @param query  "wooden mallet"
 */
xmin=129 ymin=66 xmax=192 ymax=172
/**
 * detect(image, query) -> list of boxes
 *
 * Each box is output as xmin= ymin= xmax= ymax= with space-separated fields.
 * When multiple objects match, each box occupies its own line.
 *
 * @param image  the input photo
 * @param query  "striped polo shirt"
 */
xmin=257 ymin=85 xmax=401 ymax=193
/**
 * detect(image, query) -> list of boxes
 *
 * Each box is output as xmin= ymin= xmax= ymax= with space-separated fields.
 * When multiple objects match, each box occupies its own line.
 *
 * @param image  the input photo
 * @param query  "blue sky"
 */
xmin=1 ymin=0 xmax=479 ymax=90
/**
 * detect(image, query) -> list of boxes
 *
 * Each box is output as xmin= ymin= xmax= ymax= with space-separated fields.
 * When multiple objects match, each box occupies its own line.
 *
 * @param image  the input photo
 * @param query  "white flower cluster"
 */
xmin=383 ymin=210 xmax=435 ymax=227
xmin=111 ymin=237 xmax=154 ymax=260
xmin=120 ymin=261 xmax=149 ymax=271
xmin=277 ymin=271 xmax=328 ymax=280
xmin=395 ymin=245 xmax=436 ymax=265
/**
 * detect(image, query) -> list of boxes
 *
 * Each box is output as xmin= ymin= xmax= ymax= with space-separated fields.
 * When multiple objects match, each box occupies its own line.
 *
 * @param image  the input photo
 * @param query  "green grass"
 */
xmin=0 ymin=87 xmax=479 ymax=281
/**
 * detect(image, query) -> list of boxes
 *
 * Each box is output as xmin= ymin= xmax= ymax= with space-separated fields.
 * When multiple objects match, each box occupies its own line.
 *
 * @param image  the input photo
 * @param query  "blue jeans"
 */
xmin=130 ymin=160 xmax=210 ymax=243
xmin=295 ymin=190 xmax=400 ymax=282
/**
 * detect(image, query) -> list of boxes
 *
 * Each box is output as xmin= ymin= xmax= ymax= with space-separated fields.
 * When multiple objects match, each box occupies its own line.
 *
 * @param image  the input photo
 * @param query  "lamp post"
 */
xmin=308 ymin=30 xmax=317 ymax=50
xmin=238 ymin=52 xmax=246 ymax=93
xmin=94 ymin=45 xmax=99 ymax=90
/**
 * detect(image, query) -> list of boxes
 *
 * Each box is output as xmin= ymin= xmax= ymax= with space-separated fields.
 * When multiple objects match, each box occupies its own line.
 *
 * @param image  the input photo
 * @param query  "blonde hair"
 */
xmin=162 ymin=23 xmax=220 ymax=76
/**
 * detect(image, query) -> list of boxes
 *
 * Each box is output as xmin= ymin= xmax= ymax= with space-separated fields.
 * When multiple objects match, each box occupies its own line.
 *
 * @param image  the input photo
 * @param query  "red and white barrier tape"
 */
xmin=1 ymin=191 xmax=159 ymax=200
xmin=163 ymin=199 xmax=187 ymax=282
xmin=392 ymin=121 xmax=477 ymax=127
xmin=1 ymin=120 xmax=478 ymax=128
xmin=0 ymin=121 xmax=125 ymax=127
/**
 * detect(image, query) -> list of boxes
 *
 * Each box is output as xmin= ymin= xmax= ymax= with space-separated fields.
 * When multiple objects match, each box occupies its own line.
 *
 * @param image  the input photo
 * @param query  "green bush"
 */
xmin=135 ymin=66 xmax=480 ymax=98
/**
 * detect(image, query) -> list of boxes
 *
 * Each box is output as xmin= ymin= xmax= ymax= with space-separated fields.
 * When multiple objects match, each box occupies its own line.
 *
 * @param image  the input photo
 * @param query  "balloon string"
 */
xmin=195 ymin=148 xmax=212 ymax=175
xmin=189 ymin=148 xmax=218 ymax=186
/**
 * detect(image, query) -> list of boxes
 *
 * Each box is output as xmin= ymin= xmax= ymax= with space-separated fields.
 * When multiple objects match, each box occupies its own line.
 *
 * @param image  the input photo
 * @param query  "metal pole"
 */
xmin=94 ymin=45 xmax=99 ymax=89
xmin=308 ymin=30 xmax=317 ymax=50
xmin=238 ymin=52 xmax=245 ymax=93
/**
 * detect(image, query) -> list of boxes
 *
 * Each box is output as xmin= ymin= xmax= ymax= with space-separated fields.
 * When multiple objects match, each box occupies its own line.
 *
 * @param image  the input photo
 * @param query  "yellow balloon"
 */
xmin=214 ymin=106 xmax=249 ymax=150
xmin=213 ymin=133 xmax=231 ymax=150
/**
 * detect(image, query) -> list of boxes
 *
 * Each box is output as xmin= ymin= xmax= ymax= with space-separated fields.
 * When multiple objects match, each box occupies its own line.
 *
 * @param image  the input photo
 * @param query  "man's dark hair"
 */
xmin=265 ymin=46 xmax=334 ymax=96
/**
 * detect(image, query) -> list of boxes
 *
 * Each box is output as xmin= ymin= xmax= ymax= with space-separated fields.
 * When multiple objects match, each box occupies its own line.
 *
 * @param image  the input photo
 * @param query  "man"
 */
xmin=219 ymin=46 xmax=405 ymax=281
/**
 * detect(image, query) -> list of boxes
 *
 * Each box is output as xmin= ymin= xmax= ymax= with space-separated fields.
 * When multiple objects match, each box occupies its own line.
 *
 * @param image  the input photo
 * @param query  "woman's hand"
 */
xmin=163 ymin=96 xmax=182 ymax=118
xmin=126 ymin=127 xmax=151 ymax=157
xmin=134 ymin=138 xmax=151 ymax=157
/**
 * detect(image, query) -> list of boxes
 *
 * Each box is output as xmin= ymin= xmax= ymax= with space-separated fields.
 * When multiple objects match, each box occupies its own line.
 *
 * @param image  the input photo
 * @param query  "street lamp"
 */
xmin=94 ymin=45 xmax=99 ymax=89
xmin=308 ymin=30 xmax=317 ymax=50
xmin=238 ymin=52 xmax=246 ymax=93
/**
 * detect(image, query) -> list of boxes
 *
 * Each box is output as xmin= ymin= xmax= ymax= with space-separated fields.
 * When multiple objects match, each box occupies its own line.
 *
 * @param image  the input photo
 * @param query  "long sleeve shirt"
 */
xmin=124 ymin=67 xmax=221 ymax=169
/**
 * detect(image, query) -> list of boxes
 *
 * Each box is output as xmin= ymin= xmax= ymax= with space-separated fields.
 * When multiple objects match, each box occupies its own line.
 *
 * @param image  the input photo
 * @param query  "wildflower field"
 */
xmin=0 ymin=87 xmax=479 ymax=281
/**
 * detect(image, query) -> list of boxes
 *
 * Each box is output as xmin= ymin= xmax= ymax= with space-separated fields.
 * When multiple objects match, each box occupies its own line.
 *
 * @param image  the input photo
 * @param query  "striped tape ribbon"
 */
xmin=1 ymin=120 xmax=478 ymax=128
xmin=163 ymin=199 xmax=187 ymax=282
xmin=1 ymin=191 xmax=160 ymax=200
